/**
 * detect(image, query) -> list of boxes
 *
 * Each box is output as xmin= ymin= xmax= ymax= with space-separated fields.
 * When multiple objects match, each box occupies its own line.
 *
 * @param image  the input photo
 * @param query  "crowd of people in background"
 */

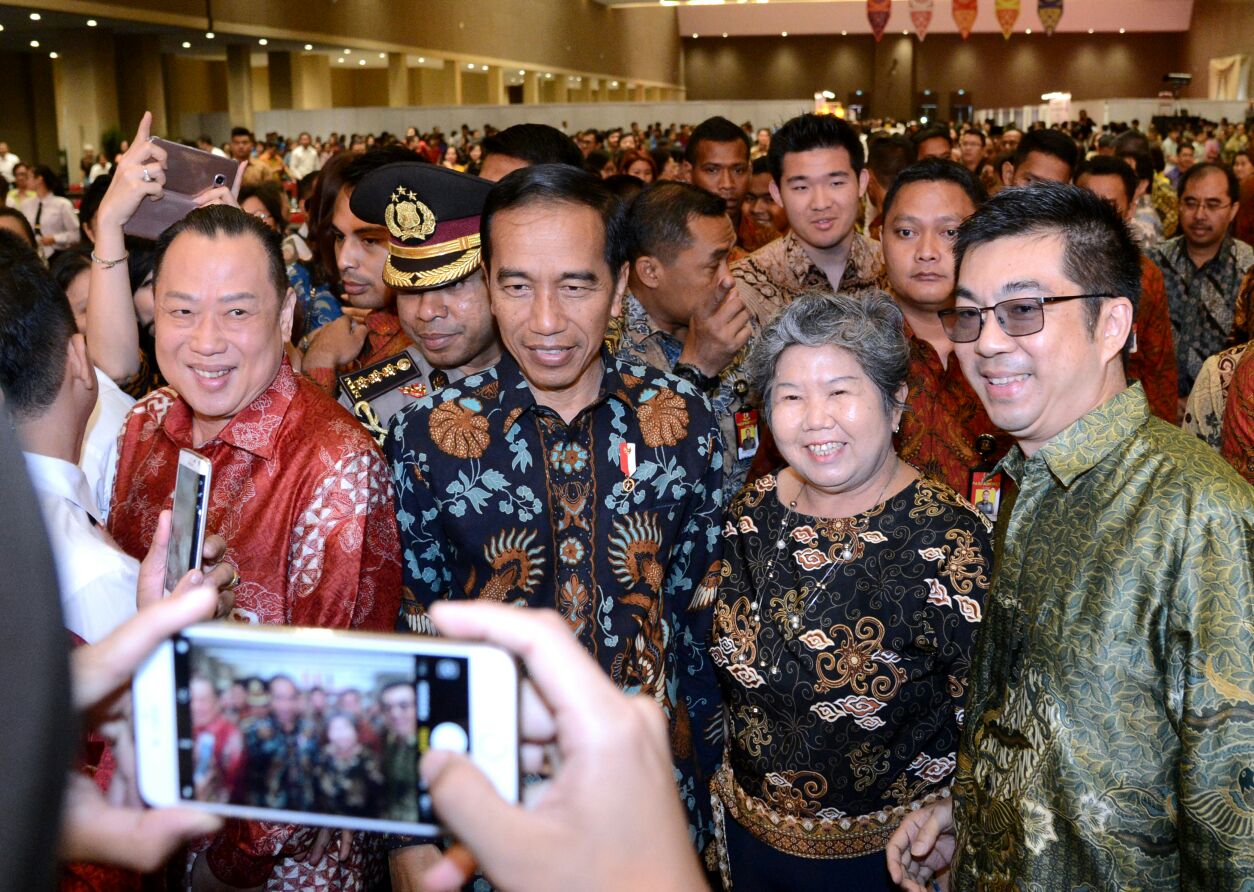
xmin=0 ymin=100 xmax=1251 ymax=892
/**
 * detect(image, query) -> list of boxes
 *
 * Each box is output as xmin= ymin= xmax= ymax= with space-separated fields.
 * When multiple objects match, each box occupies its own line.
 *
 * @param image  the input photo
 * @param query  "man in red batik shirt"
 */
xmin=107 ymin=205 xmax=400 ymax=890
xmin=881 ymin=159 xmax=1010 ymax=494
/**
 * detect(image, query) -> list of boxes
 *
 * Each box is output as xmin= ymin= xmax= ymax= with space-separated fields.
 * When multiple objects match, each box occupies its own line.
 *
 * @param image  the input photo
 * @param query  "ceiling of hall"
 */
xmin=599 ymin=0 xmax=1195 ymax=36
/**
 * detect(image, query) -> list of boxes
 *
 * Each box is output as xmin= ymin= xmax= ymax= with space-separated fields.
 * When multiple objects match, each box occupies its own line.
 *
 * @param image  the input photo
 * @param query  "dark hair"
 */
xmin=954 ymin=183 xmax=1141 ymax=354
xmin=77 ymin=173 xmax=112 ymax=241
xmin=1076 ymin=155 xmax=1138 ymax=205
xmin=30 ymin=164 xmax=65 ymax=197
xmin=603 ymin=174 xmax=646 ymax=203
xmin=153 ymin=205 xmax=288 ymax=303
xmin=882 ymin=158 xmax=987 ymax=220
xmin=0 ymin=207 xmax=37 ymax=248
xmin=126 ymin=236 xmax=158 ymax=295
xmin=914 ymin=126 xmax=953 ymax=152
xmin=230 ymin=126 xmax=253 ymax=141
xmin=685 ymin=116 xmax=751 ymax=165
xmin=769 ymin=114 xmax=865 ymax=183
xmin=197 ymin=133 xmax=215 ymax=146
xmin=1178 ymin=162 xmax=1239 ymax=201
xmin=342 ymin=145 xmax=423 ymax=190
xmin=626 ymin=181 xmax=727 ymax=265
xmin=751 ymin=156 xmax=772 ymax=176
xmin=296 ymin=170 xmax=319 ymax=203
xmin=1115 ymin=149 xmax=1153 ymax=185
xmin=584 ymin=149 xmax=612 ymax=177
xmin=866 ymin=133 xmax=915 ymax=188
xmin=482 ymin=164 xmax=627 ymax=280
xmin=1012 ymin=129 xmax=1079 ymax=178
xmin=961 ymin=128 xmax=987 ymax=146
xmin=617 ymin=149 xmax=656 ymax=179
xmin=239 ymin=182 xmax=286 ymax=230
xmin=50 ymin=248 xmax=92 ymax=299
xmin=1112 ymin=129 xmax=1151 ymax=157
xmin=481 ymin=123 xmax=583 ymax=169
xmin=0 ymin=243 xmax=77 ymax=420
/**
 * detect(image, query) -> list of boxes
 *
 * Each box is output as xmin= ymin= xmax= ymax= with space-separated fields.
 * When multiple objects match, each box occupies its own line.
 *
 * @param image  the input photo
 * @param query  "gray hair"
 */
xmin=748 ymin=291 xmax=909 ymax=424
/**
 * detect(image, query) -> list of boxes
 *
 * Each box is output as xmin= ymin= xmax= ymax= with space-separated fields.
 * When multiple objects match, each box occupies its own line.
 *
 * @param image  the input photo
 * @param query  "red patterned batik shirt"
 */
xmin=108 ymin=357 xmax=401 ymax=890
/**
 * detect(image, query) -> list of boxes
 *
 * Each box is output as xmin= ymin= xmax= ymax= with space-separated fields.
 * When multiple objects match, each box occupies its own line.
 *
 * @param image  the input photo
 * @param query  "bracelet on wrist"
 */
xmin=90 ymin=250 xmax=129 ymax=270
xmin=672 ymin=361 xmax=721 ymax=397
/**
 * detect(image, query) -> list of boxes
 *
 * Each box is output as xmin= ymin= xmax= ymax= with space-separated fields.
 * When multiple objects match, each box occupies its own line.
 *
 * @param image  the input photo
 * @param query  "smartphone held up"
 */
xmin=132 ymin=623 xmax=520 ymax=836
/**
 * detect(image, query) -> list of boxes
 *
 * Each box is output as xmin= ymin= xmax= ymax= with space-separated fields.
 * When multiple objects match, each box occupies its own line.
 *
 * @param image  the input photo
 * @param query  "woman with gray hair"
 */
xmin=707 ymin=292 xmax=994 ymax=891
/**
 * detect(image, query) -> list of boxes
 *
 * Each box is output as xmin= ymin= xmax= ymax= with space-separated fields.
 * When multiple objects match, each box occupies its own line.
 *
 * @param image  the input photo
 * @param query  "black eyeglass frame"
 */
xmin=938 ymin=293 xmax=1114 ymax=343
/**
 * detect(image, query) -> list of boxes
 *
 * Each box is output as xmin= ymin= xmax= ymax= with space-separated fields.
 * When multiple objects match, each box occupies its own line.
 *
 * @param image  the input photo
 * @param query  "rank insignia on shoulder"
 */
xmin=338 ymin=351 xmax=422 ymax=403
xmin=399 ymin=382 xmax=429 ymax=399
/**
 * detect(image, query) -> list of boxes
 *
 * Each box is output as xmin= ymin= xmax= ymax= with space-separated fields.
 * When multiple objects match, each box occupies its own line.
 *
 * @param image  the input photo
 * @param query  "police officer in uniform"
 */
xmin=339 ymin=163 xmax=502 ymax=444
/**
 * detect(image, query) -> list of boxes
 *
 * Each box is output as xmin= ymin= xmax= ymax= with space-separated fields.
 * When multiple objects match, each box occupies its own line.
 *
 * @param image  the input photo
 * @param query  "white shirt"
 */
xmin=20 ymin=194 xmax=79 ymax=259
xmin=287 ymin=144 xmax=320 ymax=181
xmin=0 ymin=151 xmax=19 ymax=184
xmin=87 ymin=162 xmax=111 ymax=183
xmin=23 ymin=452 xmax=138 ymax=642
xmin=81 ymin=367 xmax=135 ymax=520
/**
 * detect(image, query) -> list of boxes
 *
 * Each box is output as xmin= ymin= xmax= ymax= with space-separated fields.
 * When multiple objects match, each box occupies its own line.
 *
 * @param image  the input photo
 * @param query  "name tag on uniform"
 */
xmin=735 ymin=409 xmax=760 ymax=460
xmin=969 ymin=470 xmax=1003 ymax=522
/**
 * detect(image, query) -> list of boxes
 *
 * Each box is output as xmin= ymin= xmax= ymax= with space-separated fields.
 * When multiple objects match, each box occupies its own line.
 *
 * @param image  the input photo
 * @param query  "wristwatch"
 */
xmin=672 ymin=362 xmax=721 ymax=397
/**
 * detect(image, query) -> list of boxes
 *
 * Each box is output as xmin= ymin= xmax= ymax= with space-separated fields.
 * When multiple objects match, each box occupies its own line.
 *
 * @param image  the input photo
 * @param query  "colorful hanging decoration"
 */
xmin=1038 ymin=0 xmax=1063 ymax=35
xmin=867 ymin=0 xmax=892 ymax=42
xmin=910 ymin=0 xmax=934 ymax=41
xmin=996 ymin=0 xmax=1021 ymax=39
xmin=953 ymin=0 xmax=978 ymax=40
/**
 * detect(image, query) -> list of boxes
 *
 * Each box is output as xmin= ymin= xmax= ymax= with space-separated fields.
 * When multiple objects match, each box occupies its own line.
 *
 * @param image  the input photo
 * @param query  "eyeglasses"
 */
xmin=1180 ymin=198 xmax=1233 ymax=214
xmin=938 ymin=294 xmax=1112 ymax=343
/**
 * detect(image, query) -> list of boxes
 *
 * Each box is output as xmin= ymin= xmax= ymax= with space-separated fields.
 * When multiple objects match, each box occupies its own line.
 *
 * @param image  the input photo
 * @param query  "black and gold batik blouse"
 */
xmin=710 ymin=472 xmax=993 ymax=862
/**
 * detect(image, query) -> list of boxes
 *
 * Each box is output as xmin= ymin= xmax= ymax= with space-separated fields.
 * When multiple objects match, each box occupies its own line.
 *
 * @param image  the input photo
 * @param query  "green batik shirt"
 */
xmin=952 ymin=384 xmax=1254 ymax=891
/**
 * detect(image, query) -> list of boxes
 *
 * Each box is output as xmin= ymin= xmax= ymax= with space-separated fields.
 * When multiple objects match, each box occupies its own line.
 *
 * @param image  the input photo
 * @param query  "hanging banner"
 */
xmin=953 ymin=0 xmax=978 ymax=40
xmin=996 ymin=0 xmax=1020 ymax=39
xmin=910 ymin=0 xmax=934 ymax=41
xmin=1038 ymin=0 xmax=1063 ymax=35
xmin=867 ymin=0 xmax=892 ymax=42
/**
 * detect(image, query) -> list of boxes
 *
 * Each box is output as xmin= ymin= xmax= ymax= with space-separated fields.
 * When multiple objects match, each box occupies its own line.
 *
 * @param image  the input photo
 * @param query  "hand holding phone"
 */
xmin=412 ymin=602 xmax=706 ymax=892
xmin=165 ymin=449 xmax=212 ymax=596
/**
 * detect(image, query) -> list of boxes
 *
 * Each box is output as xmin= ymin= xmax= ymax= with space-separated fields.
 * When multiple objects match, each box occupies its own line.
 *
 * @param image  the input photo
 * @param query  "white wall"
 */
xmin=977 ymin=98 xmax=1253 ymax=128
xmin=182 ymin=98 xmax=815 ymax=143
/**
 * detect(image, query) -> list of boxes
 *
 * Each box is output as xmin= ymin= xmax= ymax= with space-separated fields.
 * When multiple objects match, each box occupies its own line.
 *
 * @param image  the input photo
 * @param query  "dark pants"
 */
xmin=724 ymin=814 xmax=898 ymax=892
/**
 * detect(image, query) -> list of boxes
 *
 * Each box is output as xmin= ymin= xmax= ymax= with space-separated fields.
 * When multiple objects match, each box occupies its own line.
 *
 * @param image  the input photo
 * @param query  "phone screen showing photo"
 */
xmin=172 ymin=635 xmax=470 ymax=825
xmin=165 ymin=462 xmax=207 ymax=592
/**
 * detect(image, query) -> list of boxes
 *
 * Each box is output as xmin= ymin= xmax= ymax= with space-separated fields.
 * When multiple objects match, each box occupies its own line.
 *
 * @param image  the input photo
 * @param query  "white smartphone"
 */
xmin=165 ymin=449 xmax=212 ymax=594
xmin=132 ymin=622 xmax=520 ymax=836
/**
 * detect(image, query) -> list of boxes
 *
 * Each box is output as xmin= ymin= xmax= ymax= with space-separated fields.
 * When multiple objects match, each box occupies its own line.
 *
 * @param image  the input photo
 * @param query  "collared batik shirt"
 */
xmin=953 ymin=384 xmax=1254 ymax=891
xmin=732 ymin=230 xmax=888 ymax=325
xmin=1220 ymin=344 xmax=1254 ymax=483
xmin=1147 ymin=235 xmax=1254 ymax=395
xmin=612 ymin=291 xmax=755 ymax=502
xmin=386 ymin=349 xmax=725 ymax=845
xmin=1183 ymin=342 xmax=1249 ymax=449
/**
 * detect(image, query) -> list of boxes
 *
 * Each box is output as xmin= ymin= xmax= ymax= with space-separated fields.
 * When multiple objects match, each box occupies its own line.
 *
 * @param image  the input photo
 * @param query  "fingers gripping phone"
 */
xmin=132 ymin=623 xmax=521 ymax=835
xmin=165 ymin=449 xmax=212 ymax=595
xmin=124 ymin=138 xmax=242 ymax=241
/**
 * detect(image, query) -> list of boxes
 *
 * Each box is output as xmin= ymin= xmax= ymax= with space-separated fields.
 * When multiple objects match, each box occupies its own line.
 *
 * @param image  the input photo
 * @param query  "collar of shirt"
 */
xmin=618 ymin=292 xmax=683 ymax=363
xmin=783 ymin=229 xmax=882 ymax=292
xmin=23 ymin=451 xmax=102 ymax=525
xmin=496 ymin=347 xmax=637 ymax=433
xmin=998 ymin=383 xmax=1149 ymax=488
xmin=1162 ymin=233 xmax=1238 ymax=274
xmin=159 ymin=357 xmax=299 ymax=460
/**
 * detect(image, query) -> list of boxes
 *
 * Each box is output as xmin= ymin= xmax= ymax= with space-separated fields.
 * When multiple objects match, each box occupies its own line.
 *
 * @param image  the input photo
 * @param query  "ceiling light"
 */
xmin=358 ymin=59 xmax=366 ymax=66
xmin=343 ymin=48 xmax=351 ymax=54
xmin=418 ymin=56 xmax=425 ymax=62
xmin=1119 ymin=27 xmax=1126 ymax=33
xmin=781 ymin=31 xmax=788 ymax=37
xmin=379 ymin=52 xmax=386 ymax=58
xmin=466 ymin=62 xmax=473 ymax=69
xmin=337 ymin=57 xmax=344 ymax=63
xmin=205 ymin=31 xmax=215 ymax=38
xmin=722 ymin=32 xmax=728 ymax=37
xmin=258 ymin=38 xmax=268 ymax=45
xmin=181 ymin=40 xmax=191 ymax=48
xmin=86 ymin=19 xmax=97 ymax=27
xmin=902 ymin=30 xmax=909 ymax=35
xmin=29 ymin=39 xmax=40 ymax=48
xmin=692 ymin=33 xmax=699 ymax=38
xmin=29 ymin=12 xmax=40 ymax=21
xmin=841 ymin=30 xmax=848 ymax=36
xmin=0 ymin=24 xmax=5 ymax=31
xmin=518 ymin=69 xmax=525 ymax=75
xmin=1088 ymin=28 xmax=1094 ymax=34
xmin=1025 ymin=28 xmax=1032 ymax=34
xmin=611 ymin=80 xmax=619 ymax=87
xmin=49 ymin=51 xmax=58 ymax=59
xmin=304 ymin=43 xmax=313 ymax=50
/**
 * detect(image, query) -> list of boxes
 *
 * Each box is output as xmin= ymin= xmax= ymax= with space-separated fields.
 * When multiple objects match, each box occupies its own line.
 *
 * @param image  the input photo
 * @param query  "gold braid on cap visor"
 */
xmin=384 ymin=248 xmax=481 ymax=289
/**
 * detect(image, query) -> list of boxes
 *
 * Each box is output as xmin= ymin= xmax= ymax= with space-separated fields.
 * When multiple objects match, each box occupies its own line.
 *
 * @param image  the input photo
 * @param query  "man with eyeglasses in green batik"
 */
xmin=886 ymin=182 xmax=1254 ymax=892
xmin=1148 ymin=162 xmax=1253 ymax=401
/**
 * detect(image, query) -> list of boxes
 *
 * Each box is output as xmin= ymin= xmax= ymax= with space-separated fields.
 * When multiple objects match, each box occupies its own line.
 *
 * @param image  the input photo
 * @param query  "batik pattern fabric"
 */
xmin=1151 ymin=172 xmax=1179 ymax=239
xmin=288 ymin=261 xmax=344 ymax=340
xmin=738 ymin=212 xmax=782 ymax=255
xmin=107 ymin=359 xmax=401 ymax=890
xmin=952 ymin=384 xmax=1254 ymax=891
xmin=1148 ymin=235 xmax=1254 ymax=395
xmin=732 ymin=230 xmax=888 ymax=326
xmin=238 ymin=715 xmax=320 ymax=811
xmin=386 ymin=349 xmax=725 ymax=846
xmin=1234 ymin=265 xmax=1254 ymax=344
xmin=895 ymin=319 xmax=1009 ymax=494
xmin=317 ymin=747 xmax=386 ymax=818
xmin=305 ymin=309 xmax=414 ymax=396
xmin=1183 ymin=342 xmax=1249 ymax=448
xmin=1219 ymin=344 xmax=1254 ymax=483
xmin=709 ymin=473 xmax=992 ymax=872
xmin=1127 ymin=254 xmax=1179 ymax=423
xmin=612 ymin=292 xmax=755 ymax=502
